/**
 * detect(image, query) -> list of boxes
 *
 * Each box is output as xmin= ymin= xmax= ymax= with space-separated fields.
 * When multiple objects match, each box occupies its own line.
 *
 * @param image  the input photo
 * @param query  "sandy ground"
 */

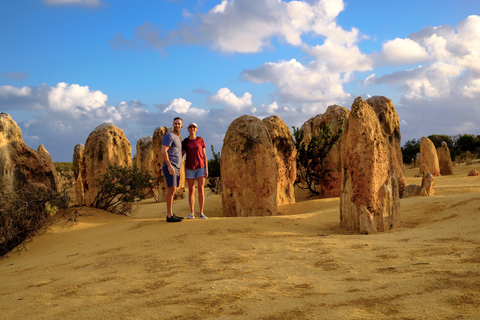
xmin=1 ymin=164 xmax=480 ymax=319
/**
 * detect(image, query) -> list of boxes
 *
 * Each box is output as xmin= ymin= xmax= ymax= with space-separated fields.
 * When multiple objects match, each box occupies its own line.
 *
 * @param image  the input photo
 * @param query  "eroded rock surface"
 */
xmin=262 ymin=115 xmax=296 ymax=205
xmin=221 ymin=115 xmax=277 ymax=217
xmin=340 ymin=98 xmax=400 ymax=234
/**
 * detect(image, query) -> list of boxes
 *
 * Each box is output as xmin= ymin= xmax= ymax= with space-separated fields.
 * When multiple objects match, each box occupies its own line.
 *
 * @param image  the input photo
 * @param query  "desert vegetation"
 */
xmin=292 ymin=118 xmax=344 ymax=195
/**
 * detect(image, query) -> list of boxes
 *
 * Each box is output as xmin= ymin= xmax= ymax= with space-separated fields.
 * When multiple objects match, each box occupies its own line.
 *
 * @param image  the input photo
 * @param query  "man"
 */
xmin=161 ymin=117 xmax=184 ymax=222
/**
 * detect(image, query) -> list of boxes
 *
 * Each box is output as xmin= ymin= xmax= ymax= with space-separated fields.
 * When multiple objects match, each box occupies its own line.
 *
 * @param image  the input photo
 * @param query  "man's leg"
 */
xmin=166 ymin=186 xmax=177 ymax=218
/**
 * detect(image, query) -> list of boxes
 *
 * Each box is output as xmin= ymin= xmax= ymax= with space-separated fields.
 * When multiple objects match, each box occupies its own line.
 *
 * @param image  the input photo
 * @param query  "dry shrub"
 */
xmin=0 ymin=186 xmax=57 ymax=257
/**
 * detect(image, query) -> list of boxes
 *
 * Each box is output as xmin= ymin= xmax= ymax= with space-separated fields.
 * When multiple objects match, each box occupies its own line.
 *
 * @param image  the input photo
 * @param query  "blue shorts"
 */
xmin=185 ymin=167 xmax=206 ymax=179
xmin=162 ymin=165 xmax=180 ymax=187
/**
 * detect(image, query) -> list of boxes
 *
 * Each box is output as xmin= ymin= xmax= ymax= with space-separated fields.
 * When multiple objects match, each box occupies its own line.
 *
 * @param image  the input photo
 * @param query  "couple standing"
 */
xmin=160 ymin=117 xmax=208 ymax=223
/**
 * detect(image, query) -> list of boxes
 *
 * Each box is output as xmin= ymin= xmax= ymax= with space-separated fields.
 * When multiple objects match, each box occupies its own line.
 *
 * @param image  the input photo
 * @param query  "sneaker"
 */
xmin=187 ymin=213 xmax=195 ymax=219
xmin=166 ymin=215 xmax=182 ymax=223
xmin=199 ymin=213 xmax=208 ymax=219
xmin=172 ymin=214 xmax=184 ymax=220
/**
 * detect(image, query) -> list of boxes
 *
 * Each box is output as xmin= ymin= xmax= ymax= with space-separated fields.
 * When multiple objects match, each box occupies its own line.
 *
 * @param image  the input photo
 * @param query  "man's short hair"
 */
xmin=173 ymin=117 xmax=183 ymax=123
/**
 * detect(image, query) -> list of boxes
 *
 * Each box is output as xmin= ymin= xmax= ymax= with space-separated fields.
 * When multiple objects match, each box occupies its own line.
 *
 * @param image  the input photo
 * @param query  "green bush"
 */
xmin=292 ymin=118 xmax=344 ymax=196
xmin=54 ymin=162 xmax=73 ymax=172
xmin=92 ymin=165 xmax=157 ymax=215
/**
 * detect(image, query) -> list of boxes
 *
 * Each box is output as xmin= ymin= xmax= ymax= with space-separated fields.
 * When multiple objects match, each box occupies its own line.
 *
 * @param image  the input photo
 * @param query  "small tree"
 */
xmin=292 ymin=118 xmax=344 ymax=195
xmin=92 ymin=165 xmax=157 ymax=215
xmin=206 ymin=145 xmax=221 ymax=194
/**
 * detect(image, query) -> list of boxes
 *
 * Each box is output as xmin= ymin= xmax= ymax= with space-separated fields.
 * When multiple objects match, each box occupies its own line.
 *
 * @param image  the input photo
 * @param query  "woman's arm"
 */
xmin=203 ymin=147 xmax=209 ymax=178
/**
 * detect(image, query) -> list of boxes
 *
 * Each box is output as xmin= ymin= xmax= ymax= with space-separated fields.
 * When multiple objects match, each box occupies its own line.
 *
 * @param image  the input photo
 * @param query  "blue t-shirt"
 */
xmin=162 ymin=132 xmax=182 ymax=169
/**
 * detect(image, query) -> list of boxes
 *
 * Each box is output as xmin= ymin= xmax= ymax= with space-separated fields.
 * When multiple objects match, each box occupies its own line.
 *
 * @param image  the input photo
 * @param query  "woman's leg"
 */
xmin=196 ymin=176 xmax=205 ymax=214
xmin=187 ymin=178 xmax=196 ymax=215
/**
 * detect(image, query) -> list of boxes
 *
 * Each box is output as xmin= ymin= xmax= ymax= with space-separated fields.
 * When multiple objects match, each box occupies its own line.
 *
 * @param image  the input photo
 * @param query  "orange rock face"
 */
xmin=420 ymin=137 xmax=440 ymax=177
xmin=221 ymin=115 xmax=277 ymax=217
xmin=0 ymin=113 xmax=57 ymax=194
xmin=340 ymin=97 xmax=401 ymax=234
xmin=73 ymin=143 xmax=85 ymax=206
xmin=135 ymin=136 xmax=157 ymax=199
xmin=262 ymin=115 xmax=296 ymax=205
xmin=366 ymin=96 xmax=406 ymax=197
xmin=82 ymin=123 xmax=132 ymax=206
xmin=436 ymin=141 xmax=454 ymax=175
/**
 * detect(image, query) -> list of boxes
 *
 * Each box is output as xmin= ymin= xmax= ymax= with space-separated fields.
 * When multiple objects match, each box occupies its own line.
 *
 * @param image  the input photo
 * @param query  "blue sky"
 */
xmin=1 ymin=0 xmax=480 ymax=162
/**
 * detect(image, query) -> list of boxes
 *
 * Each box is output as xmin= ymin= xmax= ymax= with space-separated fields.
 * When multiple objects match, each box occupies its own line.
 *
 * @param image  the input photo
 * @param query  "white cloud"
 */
xmin=207 ymin=88 xmax=253 ymax=110
xmin=48 ymin=82 xmax=108 ymax=112
xmin=110 ymin=0 xmax=347 ymax=54
xmin=242 ymin=58 xmax=348 ymax=110
xmin=42 ymin=0 xmax=103 ymax=8
xmin=377 ymin=38 xmax=431 ymax=66
xmin=161 ymin=98 xmax=207 ymax=116
xmin=370 ymin=15 xmax=480 ymax=104
xmin=0 ymin=85 xmax=31 ymax=98
xmin=262 ymin=101 xmax=279 ymax=113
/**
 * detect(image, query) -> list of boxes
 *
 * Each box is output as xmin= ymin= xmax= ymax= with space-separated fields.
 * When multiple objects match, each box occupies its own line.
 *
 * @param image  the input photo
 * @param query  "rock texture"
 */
xmin=135 ymin=136 xmax=157 ymax=199
xmin=262 ymin=115 xmax=296 ymax=205
xmin=73 ymin=143 xmax=85 ymax=206
xmin=0 ymin=113 xmax=57 ymax=194
xmin=366 ymin=96 xmax=407 ymax=197
xmin=152 ymin=127 xmax=185 ymax=202
xmin=403 ymin=184 xmax=427 ymax=198
xmin=221 ymin=115 xmax=277 ymax=217
xmin=421 ymin=173 xmax=435 ymax=196
xmin=340 ymin=97 xmax=400 ymax=234
xmin=82 ymin=123 xmax=132 ymax=206
xmin=436 ymin=141 xmax=454 ymax=175
xmin=420 ymin=137 xmax=440 ymax=177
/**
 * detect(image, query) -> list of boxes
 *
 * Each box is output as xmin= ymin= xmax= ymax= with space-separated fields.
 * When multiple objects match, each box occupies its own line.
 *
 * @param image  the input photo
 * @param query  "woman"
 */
xmin=182 ymin=122 xmax=208 ymax=219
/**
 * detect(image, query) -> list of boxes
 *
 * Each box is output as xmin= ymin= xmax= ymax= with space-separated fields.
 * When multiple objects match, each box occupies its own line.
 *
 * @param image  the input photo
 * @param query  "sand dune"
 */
xmin=1 ymin=164 xmax=480 ymax=319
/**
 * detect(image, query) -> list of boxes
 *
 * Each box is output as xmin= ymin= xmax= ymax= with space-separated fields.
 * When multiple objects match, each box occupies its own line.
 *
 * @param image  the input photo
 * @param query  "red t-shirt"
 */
xmin=182 ymin=137 xmax=206 ymax=170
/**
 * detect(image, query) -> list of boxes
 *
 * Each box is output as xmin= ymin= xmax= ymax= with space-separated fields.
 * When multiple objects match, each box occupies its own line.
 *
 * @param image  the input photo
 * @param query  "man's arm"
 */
xmin=161 ymin=145 xmax=175 ymax=175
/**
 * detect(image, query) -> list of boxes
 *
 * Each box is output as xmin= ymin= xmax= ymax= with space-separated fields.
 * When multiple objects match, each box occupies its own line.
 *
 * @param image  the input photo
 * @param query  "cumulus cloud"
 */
xmin=110 ymin=0 xmax=347 ymax=54
xmin=207 ymin=88 xmax=253 ymax=111
xmin=242 ymin=58 xmax=349 ymax=113
xmin=158 ymin=98 xmax=207 ymax=116
xmin=42 ymin=0 xmax=104 ymax=8
xmin=368 ymin=15 xmax=480 ymax=103
xmin=375 ymin=38 xmax=432 ymax=66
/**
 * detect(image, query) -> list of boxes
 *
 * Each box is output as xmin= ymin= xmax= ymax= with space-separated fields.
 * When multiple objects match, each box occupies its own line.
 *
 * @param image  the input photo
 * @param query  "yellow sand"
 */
xmin=1 ymin=164 xmax=480 ymax=319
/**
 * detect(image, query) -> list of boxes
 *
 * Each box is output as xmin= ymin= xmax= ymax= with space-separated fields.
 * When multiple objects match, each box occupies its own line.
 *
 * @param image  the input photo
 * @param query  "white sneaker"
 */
xmin=187 ymin=213 xmax=195 ymax=219
xmin=199 ymin=213 xmax=208 ymax=219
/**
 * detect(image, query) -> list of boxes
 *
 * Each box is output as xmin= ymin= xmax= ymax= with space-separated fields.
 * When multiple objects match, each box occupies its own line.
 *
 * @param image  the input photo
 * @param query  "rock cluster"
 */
xmin=340 ymin=97 xmax=402 ymax=234
xmin=436 ymin=141 xmax=454 ymax=175
xmin=0 ymin=113 xmax=57 ymax=195
xmin=221 ymin=115 xmax=279 ymax=217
